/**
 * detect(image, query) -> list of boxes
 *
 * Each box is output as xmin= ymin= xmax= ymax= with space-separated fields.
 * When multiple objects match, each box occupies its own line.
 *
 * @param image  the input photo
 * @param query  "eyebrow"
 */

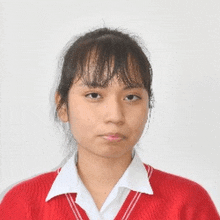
xmin=77 ymin=82 xmax=144 ymax=90
xmin=122 ymin=85 xmax=144 ymax=90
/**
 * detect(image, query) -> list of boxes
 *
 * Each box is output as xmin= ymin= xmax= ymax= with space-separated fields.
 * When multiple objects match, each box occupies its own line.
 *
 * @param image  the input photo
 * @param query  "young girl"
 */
xmin=0 ymin=28 xmax=219 ymax=220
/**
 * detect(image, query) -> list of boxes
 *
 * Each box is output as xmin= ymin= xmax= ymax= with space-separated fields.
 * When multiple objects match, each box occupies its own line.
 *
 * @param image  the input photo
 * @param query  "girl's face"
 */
xmin=58 ymin=74 xmax=149 ymax=159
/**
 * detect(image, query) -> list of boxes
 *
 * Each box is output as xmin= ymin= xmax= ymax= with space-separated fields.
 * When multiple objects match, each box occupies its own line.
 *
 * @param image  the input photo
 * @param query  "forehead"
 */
xmin=74 ymin=76 xmax=144 ymax=90
xmin=74 ymin=51 xmax=144 ymax=89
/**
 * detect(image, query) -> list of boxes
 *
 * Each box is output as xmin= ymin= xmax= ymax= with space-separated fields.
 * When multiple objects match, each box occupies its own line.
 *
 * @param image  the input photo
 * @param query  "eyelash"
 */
xmin=85 ymin=93 xmax=101 ymax=100
xmin=125 ymin=94 xmax=141 ymax=101
xmin=85 ymin=93 xmax=141 ymax=102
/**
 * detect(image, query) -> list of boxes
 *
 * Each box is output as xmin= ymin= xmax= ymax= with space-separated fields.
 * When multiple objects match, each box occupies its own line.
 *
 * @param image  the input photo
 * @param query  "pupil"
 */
xmin=128 ymin=95 xmax=133 ymax=100
xmin=92 ymin=93 xmax=98 ymax=98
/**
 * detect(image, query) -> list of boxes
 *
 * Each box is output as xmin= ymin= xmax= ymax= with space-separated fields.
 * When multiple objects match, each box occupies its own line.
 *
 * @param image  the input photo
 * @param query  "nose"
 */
xmin=104 ymin=97 xmax=125 ymax=125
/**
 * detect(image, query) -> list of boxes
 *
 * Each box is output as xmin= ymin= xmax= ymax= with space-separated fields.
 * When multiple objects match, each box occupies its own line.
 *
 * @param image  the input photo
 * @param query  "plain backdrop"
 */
xmin=0 ymin=0 xmax=219 ymax=211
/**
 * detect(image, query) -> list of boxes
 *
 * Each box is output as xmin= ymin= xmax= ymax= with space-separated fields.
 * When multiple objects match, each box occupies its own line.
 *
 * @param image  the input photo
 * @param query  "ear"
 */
xmin=55 ymin=92 xmax=69 ymax=122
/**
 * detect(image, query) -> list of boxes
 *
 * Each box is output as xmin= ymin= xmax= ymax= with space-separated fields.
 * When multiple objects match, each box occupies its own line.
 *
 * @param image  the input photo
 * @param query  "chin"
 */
xmin=94 ymin=147 xmax=133 ymax=159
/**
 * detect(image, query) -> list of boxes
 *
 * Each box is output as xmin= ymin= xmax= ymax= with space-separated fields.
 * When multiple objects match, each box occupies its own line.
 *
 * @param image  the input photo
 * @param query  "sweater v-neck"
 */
xmin=46 ymin=151 xmax=153 ymax=219
xmin=64 ymin=164 xmax=154 ymax=220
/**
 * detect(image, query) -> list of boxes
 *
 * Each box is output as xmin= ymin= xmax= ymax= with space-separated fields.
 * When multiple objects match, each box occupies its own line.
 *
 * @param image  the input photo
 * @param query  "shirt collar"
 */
xmin=45 ymin=152 xmax=79 ymax=201
xmin=46 ymin=150 xmax=153 ymax=202
xmin=118 ymin=152 xmax=153 ymax=194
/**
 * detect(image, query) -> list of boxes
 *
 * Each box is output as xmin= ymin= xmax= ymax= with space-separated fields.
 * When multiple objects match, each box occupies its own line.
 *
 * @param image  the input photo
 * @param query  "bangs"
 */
xmin=57 ymin=27 xmax=153 ymax=121
xmin=74 ymin=36 xmax=146 ymax=88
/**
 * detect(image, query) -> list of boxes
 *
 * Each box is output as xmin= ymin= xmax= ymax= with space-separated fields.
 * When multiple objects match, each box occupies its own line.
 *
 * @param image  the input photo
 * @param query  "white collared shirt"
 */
xmin=46 ymin=151 xmax=153 ymax=220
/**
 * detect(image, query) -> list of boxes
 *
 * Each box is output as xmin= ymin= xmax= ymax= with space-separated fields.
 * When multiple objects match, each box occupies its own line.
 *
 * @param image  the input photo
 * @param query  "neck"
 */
xmin=76 ymin=147 xmax=132 ymax=189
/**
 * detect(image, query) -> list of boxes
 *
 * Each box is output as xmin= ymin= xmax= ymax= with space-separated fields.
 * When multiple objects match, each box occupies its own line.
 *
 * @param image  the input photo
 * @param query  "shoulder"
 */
xmin=148 ymin=166 xmax=209 ymax=198
xmin=2 ymin=170 xmax=58 ymax=201
xmin=143 ymin=165 xmax=219 ymax=218
xmin=0 ymin=170 xmax=58 ymax=218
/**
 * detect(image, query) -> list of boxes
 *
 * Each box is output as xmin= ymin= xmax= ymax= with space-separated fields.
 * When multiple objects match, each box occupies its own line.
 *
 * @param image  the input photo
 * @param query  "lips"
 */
xmin=101 ymin=133 xmax=125 ymax=142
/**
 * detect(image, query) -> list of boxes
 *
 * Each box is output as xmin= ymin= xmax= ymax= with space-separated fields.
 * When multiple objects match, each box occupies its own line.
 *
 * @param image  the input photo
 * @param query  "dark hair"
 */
xmin=55 ymin=27 xmax=153 ymax=120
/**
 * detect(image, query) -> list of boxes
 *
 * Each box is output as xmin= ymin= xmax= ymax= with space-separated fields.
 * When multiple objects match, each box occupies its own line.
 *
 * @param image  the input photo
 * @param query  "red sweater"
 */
xmin=0 ymin=165 xmax=219 ymax=220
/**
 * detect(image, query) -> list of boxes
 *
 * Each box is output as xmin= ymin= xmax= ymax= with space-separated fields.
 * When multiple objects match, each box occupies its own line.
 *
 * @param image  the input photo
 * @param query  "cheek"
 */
xmin=130 ymin=108 xmax=148 ymax=133
xmin=68 ymin=102 xmax=97 ymax=134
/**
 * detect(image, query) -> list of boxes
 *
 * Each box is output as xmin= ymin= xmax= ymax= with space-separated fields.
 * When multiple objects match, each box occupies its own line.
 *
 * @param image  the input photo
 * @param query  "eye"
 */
xmin=85 ymin=93 xmax=101 ymax=100
xmin=125 ymin=95 xmax=141 ymax=101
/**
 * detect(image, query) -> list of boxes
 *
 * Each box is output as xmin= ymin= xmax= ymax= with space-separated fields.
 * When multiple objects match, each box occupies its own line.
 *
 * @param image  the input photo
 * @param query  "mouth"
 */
xmin=101 ymin=133 xmax=125 ymax=142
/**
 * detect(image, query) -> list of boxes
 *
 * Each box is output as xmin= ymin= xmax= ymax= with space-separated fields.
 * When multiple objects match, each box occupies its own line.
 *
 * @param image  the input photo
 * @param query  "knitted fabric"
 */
xmin=0 ymin=165 xmax=219 ymax=219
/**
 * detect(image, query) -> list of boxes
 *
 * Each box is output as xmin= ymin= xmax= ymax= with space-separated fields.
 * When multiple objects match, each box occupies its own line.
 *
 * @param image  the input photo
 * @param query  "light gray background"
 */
xmin=0 ymin=0 xmax=219 ymax=211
